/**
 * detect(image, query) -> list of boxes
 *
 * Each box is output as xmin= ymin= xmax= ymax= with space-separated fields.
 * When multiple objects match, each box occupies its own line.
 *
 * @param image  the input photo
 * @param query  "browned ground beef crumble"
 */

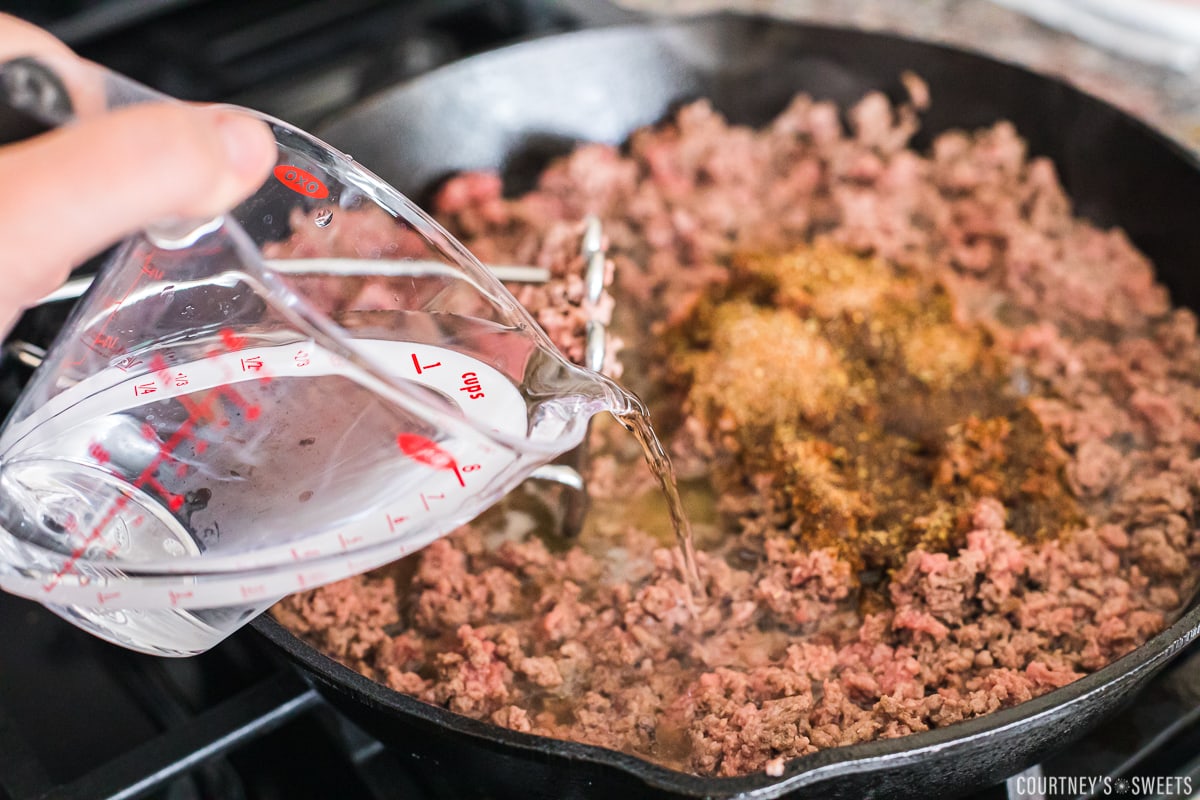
xmin=272 ymin=82 xmax=1200 ymax=777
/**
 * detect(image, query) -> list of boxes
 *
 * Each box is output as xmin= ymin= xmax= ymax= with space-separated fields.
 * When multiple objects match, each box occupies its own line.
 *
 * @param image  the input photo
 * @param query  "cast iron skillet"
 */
xmin=253 ymin=14 xmax=1200 ymax=799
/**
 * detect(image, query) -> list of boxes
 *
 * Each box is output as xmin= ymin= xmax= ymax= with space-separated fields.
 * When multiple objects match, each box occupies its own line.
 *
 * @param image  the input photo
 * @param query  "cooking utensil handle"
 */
xmin=0 ymin=54 xmax=230 ymax=247
xmin=0 ymin=52 xmax=170 ymax=127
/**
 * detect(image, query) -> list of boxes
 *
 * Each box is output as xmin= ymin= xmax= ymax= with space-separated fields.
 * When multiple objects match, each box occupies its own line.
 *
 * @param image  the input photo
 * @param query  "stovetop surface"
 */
xmin=2 ymin=584 xmax=1199 ymax=800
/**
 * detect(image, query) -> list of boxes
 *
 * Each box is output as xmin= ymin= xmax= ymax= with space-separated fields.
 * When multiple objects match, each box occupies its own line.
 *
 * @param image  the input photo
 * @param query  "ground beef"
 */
xmin=272 ymin=81 xmax=1200 ymax=778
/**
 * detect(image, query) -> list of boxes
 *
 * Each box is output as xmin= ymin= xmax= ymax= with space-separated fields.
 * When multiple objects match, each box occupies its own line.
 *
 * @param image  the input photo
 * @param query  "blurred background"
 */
xmin=620 ymin=0 xmax=1200 ymax=151
xmin=2 ymin=0 xmax=1199 ymax=147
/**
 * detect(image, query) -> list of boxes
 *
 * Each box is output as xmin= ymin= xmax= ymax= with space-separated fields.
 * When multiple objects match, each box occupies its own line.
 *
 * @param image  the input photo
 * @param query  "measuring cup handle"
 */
xmin=0 ymin=52 xmax=172 ymax=127
xmin=0 ymin=53 xmax=243 ymax=248
xmin=0 ymin=57 xmax=73 ymax=124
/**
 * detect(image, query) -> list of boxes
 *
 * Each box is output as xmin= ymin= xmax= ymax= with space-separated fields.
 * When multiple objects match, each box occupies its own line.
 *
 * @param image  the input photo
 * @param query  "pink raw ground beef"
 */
xmin=273 ymin=81 xmax=1200 ymax=777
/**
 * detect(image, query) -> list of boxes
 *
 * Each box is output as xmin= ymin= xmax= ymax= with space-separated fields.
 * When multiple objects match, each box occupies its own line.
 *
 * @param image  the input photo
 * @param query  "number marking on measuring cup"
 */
xmin=273 ymin=165 xmax=329 ymax=199
xmin=69 ymin=253 xmax=173 ymax=368
xmin=168 ymin=590 xmax=193 ymax=606
xmin=411 ymin=354 xmax=441 ymax=374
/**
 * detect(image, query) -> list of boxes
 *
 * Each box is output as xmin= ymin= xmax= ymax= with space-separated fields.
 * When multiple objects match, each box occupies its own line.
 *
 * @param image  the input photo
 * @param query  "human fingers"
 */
xmin=0 ymin=101 xmax=276 ymax=329
xmin=0 ymin=13 xmax=74 ymax=62
xmin=0 ymin=13 xmax=101 ymax=115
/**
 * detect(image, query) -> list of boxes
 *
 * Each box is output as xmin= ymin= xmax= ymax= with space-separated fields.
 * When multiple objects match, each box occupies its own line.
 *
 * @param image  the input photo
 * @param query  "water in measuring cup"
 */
xmin=0 ymin=317 xmax=570 ymax=655
xmin=0 ymin=316 xmax=704 ymax=653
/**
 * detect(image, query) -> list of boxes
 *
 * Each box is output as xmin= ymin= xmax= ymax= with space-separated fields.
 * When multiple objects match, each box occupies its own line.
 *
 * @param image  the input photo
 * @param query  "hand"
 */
xmin=0 ymin=14 xmax=276 ymax=335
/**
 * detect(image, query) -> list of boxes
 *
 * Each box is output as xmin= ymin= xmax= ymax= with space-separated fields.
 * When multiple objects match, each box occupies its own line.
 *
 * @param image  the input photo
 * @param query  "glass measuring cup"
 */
xmin=0 ymin=55 xmax=630 ymax=655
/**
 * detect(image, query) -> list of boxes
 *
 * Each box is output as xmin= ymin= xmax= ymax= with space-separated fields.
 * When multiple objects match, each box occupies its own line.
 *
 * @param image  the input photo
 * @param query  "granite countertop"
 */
xmin=615 ymin=0 xmax=1200 ymax=154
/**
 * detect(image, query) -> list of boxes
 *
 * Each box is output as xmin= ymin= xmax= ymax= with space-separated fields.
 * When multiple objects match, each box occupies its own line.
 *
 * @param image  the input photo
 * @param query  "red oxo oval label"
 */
xmin=273 ymin=165 xmax=328 ymax=198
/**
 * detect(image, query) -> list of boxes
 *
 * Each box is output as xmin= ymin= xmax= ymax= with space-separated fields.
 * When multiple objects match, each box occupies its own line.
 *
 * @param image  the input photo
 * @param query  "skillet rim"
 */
xmin=253 ymin=13 xmax=1200 ymax=797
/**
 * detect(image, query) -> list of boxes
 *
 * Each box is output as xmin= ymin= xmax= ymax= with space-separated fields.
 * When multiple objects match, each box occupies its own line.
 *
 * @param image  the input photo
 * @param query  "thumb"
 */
xmin=0 ymin=101 xmax=275 ymax=327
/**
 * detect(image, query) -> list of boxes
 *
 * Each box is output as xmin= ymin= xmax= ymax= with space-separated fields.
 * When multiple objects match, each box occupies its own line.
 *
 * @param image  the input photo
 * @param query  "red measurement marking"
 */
xmin=149 ymin=352 xmax=190 ymax=388
xmin=273 ymin=165 xmax=329 ymax=199
xmin=396 ymin=433 xmax=465 ymax=486
xmin=419 ymin=492 xmax=445 ymax=511
xmin=296 ymin=571 xmax=325 ymax=589
xmin=137 ymin=473 xmax=180 ymax=509
xmin=337 ymin=533 xmax=363 ymax=551
xmin=45 ymin=335 xmax=276 ymax=594
xmin=76 ymin=336 xmax=126 ymax=363
xmin=171 ymin=397 xmax=205 ymax=423
xmin=133 ymin=382 xmax=156 ymax=397
xmin=96 ymin=591 xmax=120 ymax=605
xmin=71 ymin=256 xmax=150 ymax=367
xmin=177 ymin=369 xmax=260 ymax=423
xmin=239 ymin=356 xmax=263 ymax=372
xmin=385 ymin=515 xmax=406 ymax=533
xmin=87 ymin=442 xmax=111 ymax=464
xmin=411 ymin=353 xmax=442 ymax=374
xmin=219 ymin=328 xmax=247 ymax=351
xmin=168 ymin=590 xmax=193 ymax=606
xmin=234 ymin=582 xmax=262 ymax=599
xmin=76 ymin=253 xmax=162 ymax=365
xmin=290 ymin=547 xmax=320 ymax=561
xmin=294 ymin=349 xmax=311 ymax=367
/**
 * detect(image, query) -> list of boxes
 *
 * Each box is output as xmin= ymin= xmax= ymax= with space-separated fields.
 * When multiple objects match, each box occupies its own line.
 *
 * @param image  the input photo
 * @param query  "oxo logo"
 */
xmin=273 ymin=165 xmax=328 ymax=198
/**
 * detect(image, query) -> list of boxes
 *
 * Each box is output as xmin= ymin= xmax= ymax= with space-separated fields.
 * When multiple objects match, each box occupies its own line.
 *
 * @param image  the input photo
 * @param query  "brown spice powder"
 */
xmin=671 ymin=242 xmax=1082 ymax=572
